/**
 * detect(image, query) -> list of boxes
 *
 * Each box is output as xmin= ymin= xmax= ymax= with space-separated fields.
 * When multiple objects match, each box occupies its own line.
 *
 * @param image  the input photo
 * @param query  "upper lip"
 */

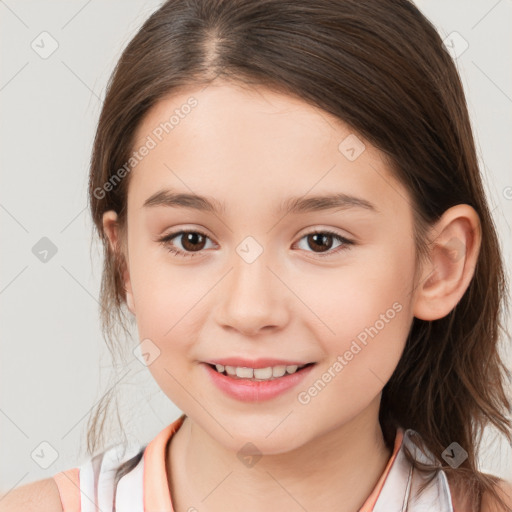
xmin=204 ymin=357 xmax=315 ymax=369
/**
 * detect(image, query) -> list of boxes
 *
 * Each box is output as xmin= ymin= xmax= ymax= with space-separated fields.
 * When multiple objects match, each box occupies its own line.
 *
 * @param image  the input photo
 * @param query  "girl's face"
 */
xmin=111 ymin=82 xmax=421 ymax=453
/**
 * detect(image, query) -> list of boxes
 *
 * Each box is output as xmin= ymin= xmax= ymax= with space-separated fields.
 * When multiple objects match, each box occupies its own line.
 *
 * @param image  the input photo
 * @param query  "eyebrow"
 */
xmin=142 ymin=188 xmax=378 ymax=215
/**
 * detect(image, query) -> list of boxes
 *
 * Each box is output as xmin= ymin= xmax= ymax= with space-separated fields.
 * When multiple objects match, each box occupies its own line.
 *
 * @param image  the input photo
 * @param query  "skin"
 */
xmin=102 ymin=81 xmax=481 ymax=512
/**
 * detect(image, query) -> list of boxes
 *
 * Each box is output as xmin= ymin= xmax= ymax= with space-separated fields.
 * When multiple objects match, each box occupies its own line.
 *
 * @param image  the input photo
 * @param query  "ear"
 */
xmin=413 ymin=204 xmax=481 ymax=321
xmin=102 ymin=210 xmax=136 ymax=316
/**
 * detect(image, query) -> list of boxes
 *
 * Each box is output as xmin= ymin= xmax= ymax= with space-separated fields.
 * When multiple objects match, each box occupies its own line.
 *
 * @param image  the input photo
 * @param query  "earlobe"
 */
xmin=102 ymin=210 xmax=136 ymax=316
xmin=413 ymin=205 xmax=481 ymax=321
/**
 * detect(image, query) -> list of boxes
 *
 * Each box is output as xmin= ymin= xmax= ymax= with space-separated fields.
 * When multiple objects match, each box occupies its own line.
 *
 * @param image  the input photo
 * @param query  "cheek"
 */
xmin=128 ymin=254 xmax=217 ymax=402
xmin=300 ymin=243 xmax=415 ymax=386
xmin=298 ymin=239 xmax=414 ymax=330
xmin=131 ymin=265 xmax=207 ymax=406
xmin=128 ymin=238 xmax=206 ymax=332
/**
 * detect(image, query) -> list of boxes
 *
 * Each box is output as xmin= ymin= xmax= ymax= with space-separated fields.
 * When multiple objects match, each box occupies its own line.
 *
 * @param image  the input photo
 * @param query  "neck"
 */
xmin=167 ymin=399 xmax=392 ymax=512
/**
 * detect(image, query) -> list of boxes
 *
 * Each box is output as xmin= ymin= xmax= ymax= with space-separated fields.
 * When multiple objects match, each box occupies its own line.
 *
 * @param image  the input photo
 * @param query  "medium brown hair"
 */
xmin=86 ymin=0 xmax=512 ymax=509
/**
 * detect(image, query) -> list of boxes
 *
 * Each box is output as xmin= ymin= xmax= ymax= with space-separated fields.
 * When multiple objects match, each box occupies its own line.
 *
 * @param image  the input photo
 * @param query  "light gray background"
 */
xmin=1 ymin=0 xmax=511 ymax=493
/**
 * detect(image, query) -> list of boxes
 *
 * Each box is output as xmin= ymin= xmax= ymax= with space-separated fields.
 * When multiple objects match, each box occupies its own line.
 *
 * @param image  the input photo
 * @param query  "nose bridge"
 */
xmin=216 ymin=237 xmax=289 ymax=333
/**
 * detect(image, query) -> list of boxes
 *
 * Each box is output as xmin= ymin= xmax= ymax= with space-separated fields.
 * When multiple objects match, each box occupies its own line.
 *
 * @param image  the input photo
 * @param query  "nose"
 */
xmin=214 ymin=251 xmax=291 ymax=336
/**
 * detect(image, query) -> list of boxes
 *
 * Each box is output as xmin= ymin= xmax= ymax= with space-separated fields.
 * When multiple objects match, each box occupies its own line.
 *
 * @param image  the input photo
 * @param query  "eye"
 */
xmin=157 ymin=228 xmax=354 ymax=259
xmin=294 ymin=229 xmax=354 ymax=257
xmin=158 ymin=230 xmax=215 ymax=258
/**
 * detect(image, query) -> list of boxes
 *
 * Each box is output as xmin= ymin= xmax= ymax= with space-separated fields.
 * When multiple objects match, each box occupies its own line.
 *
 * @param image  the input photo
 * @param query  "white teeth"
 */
xmin=213 ymin=363 xmax=308 ymax=380
xmin=236 ymin=367 xmax=255 ymax=378
xmin=272 ymin=365 xmax=287 ymax=377
xmin=225 ymin=365 xmax=237 ymax=376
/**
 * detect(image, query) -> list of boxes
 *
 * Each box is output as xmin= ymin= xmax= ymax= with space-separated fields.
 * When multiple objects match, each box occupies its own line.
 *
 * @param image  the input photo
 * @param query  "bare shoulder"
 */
xmin=448 ymin=474 xmax=512 ymax=512
xmin=0 ymin=478 xmax=63 ymax=512
xmin=480 ymin=478 xmax=512 ymax=512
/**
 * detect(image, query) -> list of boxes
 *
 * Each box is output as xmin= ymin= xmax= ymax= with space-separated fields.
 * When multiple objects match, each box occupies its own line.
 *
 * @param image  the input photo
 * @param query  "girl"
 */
xmin=3 ymin=0 xmax=511 ymax=510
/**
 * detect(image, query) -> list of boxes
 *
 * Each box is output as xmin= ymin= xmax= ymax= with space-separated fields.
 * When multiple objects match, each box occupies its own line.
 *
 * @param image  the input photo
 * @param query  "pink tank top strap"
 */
xmin=358 ymin=428 xmax=404 ymax=511
xmin=53 ymin=468 xmax=81 ymax=512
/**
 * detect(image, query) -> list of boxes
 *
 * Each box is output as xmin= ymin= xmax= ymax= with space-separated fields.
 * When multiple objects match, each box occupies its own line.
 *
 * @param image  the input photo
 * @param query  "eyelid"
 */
xmin=293 ymin=229 xmax=354 ymax=258
xmin=157 ymin=228 xmax=214 ymax=258
xmin=157 ymin=227 xmax=355 ymax=259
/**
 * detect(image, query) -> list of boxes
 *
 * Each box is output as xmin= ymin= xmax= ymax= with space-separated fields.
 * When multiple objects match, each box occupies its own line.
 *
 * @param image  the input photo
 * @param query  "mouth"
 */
xmin=203 ymin=361 xmax=317 ymax=401
xmin=205 ymin=362 xmax=316 ymax=382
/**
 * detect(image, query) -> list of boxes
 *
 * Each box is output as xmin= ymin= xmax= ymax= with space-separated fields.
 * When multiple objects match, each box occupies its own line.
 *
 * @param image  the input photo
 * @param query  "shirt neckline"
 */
xmin=143 ymin=415 xmax=404 ymax=512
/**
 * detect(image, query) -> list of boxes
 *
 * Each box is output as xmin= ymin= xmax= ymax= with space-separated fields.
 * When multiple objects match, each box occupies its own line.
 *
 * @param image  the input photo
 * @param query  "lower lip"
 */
xmin=202 ymin=363 xmax=316 ymax=402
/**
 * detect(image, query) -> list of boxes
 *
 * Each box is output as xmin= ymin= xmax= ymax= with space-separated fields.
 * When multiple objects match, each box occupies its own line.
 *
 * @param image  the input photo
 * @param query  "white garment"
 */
xmin=75 ymin=428 xmax=453 ymax=512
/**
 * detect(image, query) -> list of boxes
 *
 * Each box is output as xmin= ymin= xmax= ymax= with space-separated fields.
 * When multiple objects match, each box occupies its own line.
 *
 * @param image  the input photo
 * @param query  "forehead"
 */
xmin=132 ymin=82 xmax=344 ymax=161
xmin=127 ymin=82 xmax=410 ymax=219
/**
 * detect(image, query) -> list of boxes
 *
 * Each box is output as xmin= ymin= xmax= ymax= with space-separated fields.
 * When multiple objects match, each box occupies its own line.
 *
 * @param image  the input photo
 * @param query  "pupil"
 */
xmin=309 ymin=233 xmax=332 ymax=252
xmin=183 ymin=232 xmax=205 ymax=251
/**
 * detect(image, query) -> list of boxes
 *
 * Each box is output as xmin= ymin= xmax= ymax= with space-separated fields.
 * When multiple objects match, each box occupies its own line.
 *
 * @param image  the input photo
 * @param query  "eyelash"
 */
xmin=157 ymin=229 xmax=354 ymax=259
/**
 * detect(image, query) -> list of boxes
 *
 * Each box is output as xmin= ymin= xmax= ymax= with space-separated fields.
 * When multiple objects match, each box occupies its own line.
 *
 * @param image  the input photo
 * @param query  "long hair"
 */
xmin=86 ymin=1 xmax=511 ymax=509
